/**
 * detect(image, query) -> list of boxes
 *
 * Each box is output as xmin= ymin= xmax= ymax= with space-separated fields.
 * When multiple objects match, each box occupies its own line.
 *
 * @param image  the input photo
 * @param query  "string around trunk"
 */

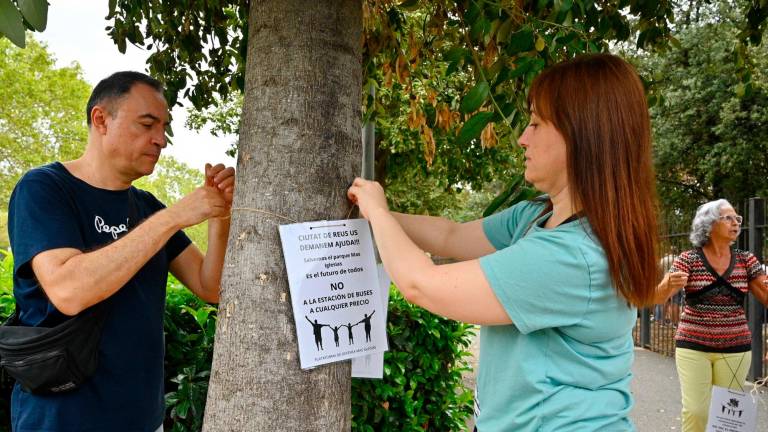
xmin=231 ymin=204 xmax=357 ymax=224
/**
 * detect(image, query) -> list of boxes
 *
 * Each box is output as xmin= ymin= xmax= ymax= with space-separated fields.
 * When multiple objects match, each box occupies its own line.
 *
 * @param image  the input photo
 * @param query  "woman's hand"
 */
xmin=347 ymin=177 xmax=389 ymax=220
xmin=667 ymin=271 xmax=689 ymax=292
xmin=655 ymin=271 xmax=688 ymax=304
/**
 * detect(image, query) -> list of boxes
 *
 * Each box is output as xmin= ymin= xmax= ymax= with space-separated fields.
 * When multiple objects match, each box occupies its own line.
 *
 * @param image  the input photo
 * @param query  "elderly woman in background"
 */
xmin=656 ymin=199 xmax=768 ymax=432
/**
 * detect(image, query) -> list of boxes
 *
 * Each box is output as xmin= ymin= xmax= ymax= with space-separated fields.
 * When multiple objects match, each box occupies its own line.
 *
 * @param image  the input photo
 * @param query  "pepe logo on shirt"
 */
xmin=94 ymin=215 xmax=130 ymax=239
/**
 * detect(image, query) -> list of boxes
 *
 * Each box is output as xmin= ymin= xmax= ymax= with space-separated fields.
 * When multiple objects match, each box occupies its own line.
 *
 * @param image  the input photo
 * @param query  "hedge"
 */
xmin=0 ymin=251 xmax=474 ymax=431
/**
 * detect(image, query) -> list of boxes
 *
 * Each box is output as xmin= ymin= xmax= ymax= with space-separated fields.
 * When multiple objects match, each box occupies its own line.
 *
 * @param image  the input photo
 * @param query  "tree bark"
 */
xmin=203 ymin=1 xmax=361 ymax=430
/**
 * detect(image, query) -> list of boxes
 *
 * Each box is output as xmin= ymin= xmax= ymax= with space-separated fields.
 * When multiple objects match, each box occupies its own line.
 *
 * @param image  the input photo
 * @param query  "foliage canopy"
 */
xmin=630 ymin=1 xmax=768 ymax=222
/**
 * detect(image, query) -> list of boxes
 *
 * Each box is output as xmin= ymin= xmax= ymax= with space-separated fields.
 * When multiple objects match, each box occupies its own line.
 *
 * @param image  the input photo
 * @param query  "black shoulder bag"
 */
xmin=0 ymin=188 xmax=139 ymax=394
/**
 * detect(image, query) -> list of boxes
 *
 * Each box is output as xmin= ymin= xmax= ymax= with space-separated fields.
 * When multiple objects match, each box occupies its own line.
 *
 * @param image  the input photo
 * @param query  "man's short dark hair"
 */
xmin=86 ymin=71 xmax=164 ymax=127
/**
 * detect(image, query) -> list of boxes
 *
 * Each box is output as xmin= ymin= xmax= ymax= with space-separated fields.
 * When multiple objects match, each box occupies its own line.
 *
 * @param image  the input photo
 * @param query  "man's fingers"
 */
xmin=208 ymin=163 xmax=226 ymax=176
xmin=204 ymin=163 xmax=215 ymax=187
xmin=215 ymin=176 xmax=235 ymax=190
xmin=213 ymin=167 xmax=235 ymax=184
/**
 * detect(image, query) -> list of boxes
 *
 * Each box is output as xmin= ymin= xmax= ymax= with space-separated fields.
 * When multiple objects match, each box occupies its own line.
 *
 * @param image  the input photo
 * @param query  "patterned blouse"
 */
xmin=671 ymin=248 xmax=763 ymax=353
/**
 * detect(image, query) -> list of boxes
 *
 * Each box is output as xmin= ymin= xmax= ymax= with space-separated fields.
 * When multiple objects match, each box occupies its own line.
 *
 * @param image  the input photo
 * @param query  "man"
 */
xmin=7 ymin=71 xmax=233 ymax=431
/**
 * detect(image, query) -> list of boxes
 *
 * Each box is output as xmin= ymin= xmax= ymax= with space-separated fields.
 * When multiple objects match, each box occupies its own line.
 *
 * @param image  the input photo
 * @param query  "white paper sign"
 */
xmin=706 ymin=386 xmax=757 ymax=432
xmin=352 ymin=264 xmax=391 ymax=379
xmin=279 ymin=219 xmax=388 ymax=369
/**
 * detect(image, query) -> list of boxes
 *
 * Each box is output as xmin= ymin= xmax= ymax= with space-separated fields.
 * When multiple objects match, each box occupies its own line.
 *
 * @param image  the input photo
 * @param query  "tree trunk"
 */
xmin=203 ymin=1 xmax=361 ymax=430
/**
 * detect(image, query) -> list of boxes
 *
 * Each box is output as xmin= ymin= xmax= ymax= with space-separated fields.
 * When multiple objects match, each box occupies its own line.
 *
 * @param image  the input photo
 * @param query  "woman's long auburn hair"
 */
xmin=528 ymin=53 xmax=659 ymax=307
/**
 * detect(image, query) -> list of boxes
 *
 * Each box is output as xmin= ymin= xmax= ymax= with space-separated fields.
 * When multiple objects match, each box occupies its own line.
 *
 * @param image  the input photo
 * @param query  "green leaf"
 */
xmin=496 ymin=18 xmax=514 ymax=44
xmin=398 ymin=0 xmax=420 ymax=11
xmin=459 ymin=81 xmax=489 ymax=114
xmin=516 ymin=186 xmax=540 ymax=203
xmin=509 ymin=57 xmax=533 ymax=78
xmin=735 ymin=83 xmax=745 ymax=98
xmin=506 ymin=27 xmax=534 ymax=55
xmin=445 ymin=60 xmax=461 ymax=76
xmin=455 ymin=111 xmax=494 ymax=146
xmin=0 ymin=0 xmax=26 ymax=48
xmin=465 ymin=1 xmax=482 ymax=24
xmin=18 ymin=0 xmax=47 ymax=31
xmin=443 ymin=46 xmax=468 ymax=63
xmin=471 ymin=17 xmax=491 ymax=41
xmin=482 ymin=176 xmax=523 ymax=217
xmin=107 ymin=0 xmax=117 ymax=18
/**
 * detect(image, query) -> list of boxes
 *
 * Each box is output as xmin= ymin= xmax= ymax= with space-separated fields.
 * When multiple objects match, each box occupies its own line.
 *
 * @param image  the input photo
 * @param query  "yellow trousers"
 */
xmin=674 ymin=348 xmax=752 ymax=432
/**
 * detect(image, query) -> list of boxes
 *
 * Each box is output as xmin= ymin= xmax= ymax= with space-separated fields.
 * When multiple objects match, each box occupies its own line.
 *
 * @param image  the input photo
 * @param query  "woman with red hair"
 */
xmin=348 ymin=53 xmax=659 ymax=431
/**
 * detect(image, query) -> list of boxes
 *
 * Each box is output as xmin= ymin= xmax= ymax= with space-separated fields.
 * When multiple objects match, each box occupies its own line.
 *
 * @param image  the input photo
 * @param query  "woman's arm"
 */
xmin=349 ymin=179 xmax=511 ymax=325
xmin=748 ymin=274 xmax=768 ymax=306
xmin=391 ymin=213 xmax=495 ymax=261
xmin=654 ymin=271 xmax=688 ymax=304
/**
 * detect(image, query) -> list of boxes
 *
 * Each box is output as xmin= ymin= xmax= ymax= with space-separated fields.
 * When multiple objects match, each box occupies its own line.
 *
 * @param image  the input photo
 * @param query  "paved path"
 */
xmin=631 ymin=347 xmax=768 ymax=431
xmin=463 ymin=344 xmax=768 ymax=430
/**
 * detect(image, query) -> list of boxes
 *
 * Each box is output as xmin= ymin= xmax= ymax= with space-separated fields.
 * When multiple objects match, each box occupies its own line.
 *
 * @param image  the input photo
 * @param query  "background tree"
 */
xmin=0 ymin=37 xmax=90 ymax=250
xmin=630 ymin=0 xmax=768 ymax=224
xmin=102 ymin=0 xmax=721 ymax=429
xmin=0 ymin=0 xmax=48 ymax=48
xmin=108 ymin=0 xmax=681 ymax=212
xmin=0 ymin=37 xmax=210 ymax=250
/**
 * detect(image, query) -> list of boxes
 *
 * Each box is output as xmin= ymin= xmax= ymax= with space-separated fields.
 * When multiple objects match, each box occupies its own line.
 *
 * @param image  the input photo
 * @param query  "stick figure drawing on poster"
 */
xmin=343 ymin=322 xmax=357 ymax=345
xmin=330 ymin=325 xmax=342 ymax=347
xmin=358 ymin=310 xmax=376 ymax=342
xmin=305 ymin=316 xmax=328 ymax=350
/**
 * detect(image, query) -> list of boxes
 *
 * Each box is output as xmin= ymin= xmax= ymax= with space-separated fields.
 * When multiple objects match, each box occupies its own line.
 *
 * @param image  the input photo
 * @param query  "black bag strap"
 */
xmin=5 ymin=185 xmax=141 ymax=326
xmin=685 ymin=278 xmax=746 ymax=306
xmin=685 ymin=248 xmax=746 ymax=307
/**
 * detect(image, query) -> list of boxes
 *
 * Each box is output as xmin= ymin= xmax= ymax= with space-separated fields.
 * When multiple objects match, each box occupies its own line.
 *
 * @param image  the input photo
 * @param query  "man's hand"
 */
xmin=166 ymin=187 xmax=229 ymax=228
xmin=205 ymin=163 xmax=235 ymax=211
xmin=164 ymin=163 xmax=235 ymax=229
xmin=167 ymin=163 xmax=235 ymax=304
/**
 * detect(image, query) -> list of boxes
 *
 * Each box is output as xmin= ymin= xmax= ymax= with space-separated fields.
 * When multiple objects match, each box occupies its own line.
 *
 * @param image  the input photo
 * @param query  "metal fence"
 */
xmin=634 ymin=198 xmax=768 ymax=381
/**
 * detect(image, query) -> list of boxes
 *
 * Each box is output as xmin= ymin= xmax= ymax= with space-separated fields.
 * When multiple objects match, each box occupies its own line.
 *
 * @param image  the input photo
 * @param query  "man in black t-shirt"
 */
xmin=7 ymin=71 xmax=234 ymax=432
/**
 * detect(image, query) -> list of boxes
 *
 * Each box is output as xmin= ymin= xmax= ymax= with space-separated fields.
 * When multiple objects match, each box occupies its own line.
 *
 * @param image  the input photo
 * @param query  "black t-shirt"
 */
xmin=8 ymin=162 xmax=191 ymax=431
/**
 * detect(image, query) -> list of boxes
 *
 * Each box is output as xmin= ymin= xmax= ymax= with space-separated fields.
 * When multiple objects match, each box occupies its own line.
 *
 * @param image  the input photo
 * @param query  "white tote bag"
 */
xmin=705 ymin=385 xmax=758 ymax=432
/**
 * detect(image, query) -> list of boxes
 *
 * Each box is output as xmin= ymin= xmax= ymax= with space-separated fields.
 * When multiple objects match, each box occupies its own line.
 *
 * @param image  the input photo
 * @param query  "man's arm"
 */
xmin=169 ymin=217 xmax=229 ymax=303
xmin=31 ymin=186 xmax=229 ymax=316
xmin=169 ymin=163 xmax=234 ymax=304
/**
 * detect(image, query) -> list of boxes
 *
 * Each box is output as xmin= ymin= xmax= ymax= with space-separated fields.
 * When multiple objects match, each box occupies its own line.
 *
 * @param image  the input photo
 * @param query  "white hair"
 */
xmin=689 ymin=199 xmax=733 ymax=247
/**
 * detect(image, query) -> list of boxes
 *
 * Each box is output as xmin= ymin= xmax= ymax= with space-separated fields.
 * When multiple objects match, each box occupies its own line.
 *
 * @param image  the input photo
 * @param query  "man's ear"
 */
xmin=90 ymin=105 xmax=110 ymax=134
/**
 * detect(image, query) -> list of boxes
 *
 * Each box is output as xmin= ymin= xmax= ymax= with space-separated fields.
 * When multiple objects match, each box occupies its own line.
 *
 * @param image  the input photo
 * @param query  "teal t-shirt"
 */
xmin=476 ymin=200 xmax=637 ymax=432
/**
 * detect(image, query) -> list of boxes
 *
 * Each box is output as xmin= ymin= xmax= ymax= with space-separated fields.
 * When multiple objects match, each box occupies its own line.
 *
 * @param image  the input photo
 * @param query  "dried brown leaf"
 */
xmin=422 ymin=125 xmax=436 ymax=167
xmin=481 ymin=122 xmax=498 ymax=149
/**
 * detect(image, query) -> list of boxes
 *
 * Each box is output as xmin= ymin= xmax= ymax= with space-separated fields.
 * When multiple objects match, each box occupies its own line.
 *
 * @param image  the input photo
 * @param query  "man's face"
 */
xmin=102 ymin=83 xmax=169 ymax=179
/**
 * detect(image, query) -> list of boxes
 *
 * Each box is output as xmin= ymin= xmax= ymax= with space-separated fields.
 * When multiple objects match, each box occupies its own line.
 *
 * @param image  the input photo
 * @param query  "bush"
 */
xmin=0 ymin=251 xmax=475 ymax=431
xmin=0 ymin=251 xmax=14 ymax=432
xmin=351 ymin=289 xmax=475 ymax=431
xmin=163 ymin=278 xmax=217 ymax=432
xmin=0 ymin=253 xmax=218 ymax=432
